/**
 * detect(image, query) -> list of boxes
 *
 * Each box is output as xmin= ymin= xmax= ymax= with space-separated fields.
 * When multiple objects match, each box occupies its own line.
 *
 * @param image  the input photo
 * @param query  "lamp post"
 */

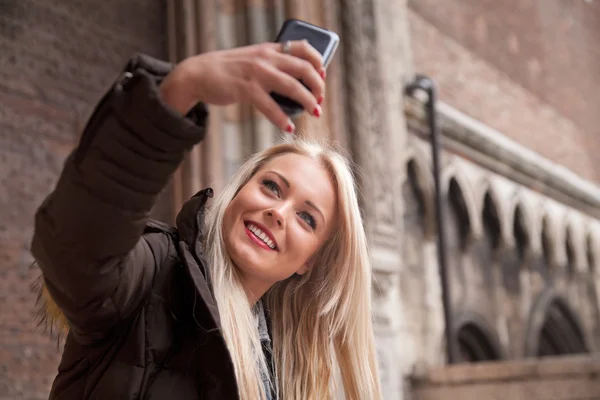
xmin=405 ymin=75 xmax=458 ymax=364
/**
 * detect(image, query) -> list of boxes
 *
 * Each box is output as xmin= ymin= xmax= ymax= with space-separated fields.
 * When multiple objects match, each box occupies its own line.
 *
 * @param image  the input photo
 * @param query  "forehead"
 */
xmin=259 ymin=153 xmax=337 ymax=208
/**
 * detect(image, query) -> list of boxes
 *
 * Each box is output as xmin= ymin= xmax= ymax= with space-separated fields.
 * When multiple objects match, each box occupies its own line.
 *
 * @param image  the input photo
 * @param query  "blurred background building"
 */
xmin=1 ymin=0 xmax=599 ymax=398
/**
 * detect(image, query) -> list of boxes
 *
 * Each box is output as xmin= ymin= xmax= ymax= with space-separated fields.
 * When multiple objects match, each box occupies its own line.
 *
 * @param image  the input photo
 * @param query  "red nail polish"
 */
xmin=286 ymin=122 xmax=295 ymax=133
xmin=317 ymin=96 xmax=324 ymax=105
xmin=320 ymin=69 xmax=326 ymax=80
xmin=313 ymin=105 xmax=322 ymax=117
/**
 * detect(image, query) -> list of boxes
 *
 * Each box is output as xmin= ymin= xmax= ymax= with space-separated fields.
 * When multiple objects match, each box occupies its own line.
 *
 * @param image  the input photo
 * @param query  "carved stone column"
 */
xmin=340 ymin=0 xmax=413 ymax=397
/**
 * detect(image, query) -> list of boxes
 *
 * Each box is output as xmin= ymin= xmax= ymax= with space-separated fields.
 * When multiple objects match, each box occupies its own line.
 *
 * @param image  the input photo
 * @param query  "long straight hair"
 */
xmin=203 ymin=136 xmax=382 ymax=399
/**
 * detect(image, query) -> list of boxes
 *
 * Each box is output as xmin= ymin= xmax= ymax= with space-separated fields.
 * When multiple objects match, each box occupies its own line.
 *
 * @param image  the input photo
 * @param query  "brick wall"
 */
xmin=408 ymin=0 xmax=600 ymax=183
xmin=0 ymin=1 xmax=167 ymax=398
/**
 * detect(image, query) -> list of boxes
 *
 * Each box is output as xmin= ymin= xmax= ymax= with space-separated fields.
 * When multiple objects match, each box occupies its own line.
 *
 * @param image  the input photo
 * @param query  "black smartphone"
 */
xmin=272 ymin=19 xmax=340 ymax=118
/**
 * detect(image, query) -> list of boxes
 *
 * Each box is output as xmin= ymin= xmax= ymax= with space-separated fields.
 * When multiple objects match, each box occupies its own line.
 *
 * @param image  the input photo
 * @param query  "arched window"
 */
xmin=471 ymin=190 xmax=502 ymax=288
xmin=541 ymin=217 xmax=553 ymax=269
xmin=457 ymin=322 xmax=502 ymax=363
xmin=513 ymin=205 xmax=529 ymax=261
xmin=526 ymin=291 xmax=589 ymax=357
xmin=537 ymin=299 xmax=587 ymax=357
xmin=482 ymin=191 xmax=501 ymax=250
xmin=449 ymin=178 xmax=471 ymax=249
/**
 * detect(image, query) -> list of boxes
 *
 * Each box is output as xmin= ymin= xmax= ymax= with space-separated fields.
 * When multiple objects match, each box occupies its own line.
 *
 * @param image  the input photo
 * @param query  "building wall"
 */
xmin=0 ymin=1 xmax=168 ymax=398
xmin=410 ymin=355 xmax=600 ymax=400
xmin=403 ymin=1 xmax=600 ymax=380
xmin=408 ymin=0 xmax=600 ymax=183
xmin=402 ymin=104 xmax=600 ymax=369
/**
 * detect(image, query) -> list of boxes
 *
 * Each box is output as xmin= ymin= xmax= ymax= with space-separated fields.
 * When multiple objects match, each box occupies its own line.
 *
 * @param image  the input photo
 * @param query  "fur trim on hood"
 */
xmin=31 ymin=266 xmax=70 ymax=344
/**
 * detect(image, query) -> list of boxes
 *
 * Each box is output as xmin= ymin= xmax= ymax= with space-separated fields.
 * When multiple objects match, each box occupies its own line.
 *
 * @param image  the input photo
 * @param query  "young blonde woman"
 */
xmin=32 ymin=40 xmax=382 ymax=399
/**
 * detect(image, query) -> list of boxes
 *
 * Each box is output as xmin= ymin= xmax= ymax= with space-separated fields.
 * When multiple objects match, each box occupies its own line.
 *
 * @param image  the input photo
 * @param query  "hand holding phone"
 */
xmin=161 ymin=21 xmax=337 ymax=132
xmin=272 ymin=19 xmax=340 ymax=117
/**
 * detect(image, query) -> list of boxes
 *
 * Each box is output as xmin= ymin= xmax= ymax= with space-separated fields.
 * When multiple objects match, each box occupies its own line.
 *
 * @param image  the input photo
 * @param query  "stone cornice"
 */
xmin=405 ymin=98 xmax=600 ymax=217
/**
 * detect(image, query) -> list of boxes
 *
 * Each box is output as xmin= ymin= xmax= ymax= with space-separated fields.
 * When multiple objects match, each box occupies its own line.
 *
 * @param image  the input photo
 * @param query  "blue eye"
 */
xmin=262 ymin=179 xmax=280 ymax=197
xmin=298 ymin=211 xmax=317 ymax=230
xmin=262 ymin=178 xmax=316 ymax=231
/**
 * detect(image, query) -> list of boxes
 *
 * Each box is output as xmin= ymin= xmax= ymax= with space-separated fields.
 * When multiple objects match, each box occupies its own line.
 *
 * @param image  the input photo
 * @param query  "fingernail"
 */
xmin=313 ymin=105 xmax=322 ymax=117
xmin=320 ymin=68 xmax=326 ymax=80
xmin=286 ymin=121 xmax=295 ymax=133
xmin=317 ymin=96 xmax=324 ymax=105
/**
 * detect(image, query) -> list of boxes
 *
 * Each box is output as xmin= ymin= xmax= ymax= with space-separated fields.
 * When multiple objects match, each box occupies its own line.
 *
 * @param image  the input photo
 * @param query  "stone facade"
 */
xmin=402 ymin=100 xmax=600 ymax=372
xmin=396 ymin=3 xmax=600 ymax=395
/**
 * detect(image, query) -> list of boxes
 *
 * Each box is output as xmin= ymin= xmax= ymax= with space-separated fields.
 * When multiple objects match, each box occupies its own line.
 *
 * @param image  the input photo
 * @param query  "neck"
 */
xmin=241 ymin=275 xmax=272 ymax=306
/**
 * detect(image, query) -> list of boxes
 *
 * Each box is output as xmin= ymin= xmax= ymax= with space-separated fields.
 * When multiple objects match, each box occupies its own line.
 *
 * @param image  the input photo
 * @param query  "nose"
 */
xmin=266 ymin=207 xmax=286 ymax=228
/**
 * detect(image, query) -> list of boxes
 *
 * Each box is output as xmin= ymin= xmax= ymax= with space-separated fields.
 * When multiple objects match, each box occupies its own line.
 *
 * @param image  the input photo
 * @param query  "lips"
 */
xmin=244 ymin=220 xmax=278 ymax=251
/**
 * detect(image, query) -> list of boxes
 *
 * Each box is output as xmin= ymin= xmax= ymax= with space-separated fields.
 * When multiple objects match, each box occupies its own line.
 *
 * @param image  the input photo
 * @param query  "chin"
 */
xmin=227 ymin=238 xmax=265 ymax=273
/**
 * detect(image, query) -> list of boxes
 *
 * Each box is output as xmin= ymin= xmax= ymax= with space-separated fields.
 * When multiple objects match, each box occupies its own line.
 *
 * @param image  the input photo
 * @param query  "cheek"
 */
xmin=232 ymin=186 xmax=263 ymax=212
xmin=222 ymin=201 xmax=242 ymax=238
xmin=288 ymin=228 xmax=321 ymax=259
xmin=222 ymin=188 xmax=263 ymax=232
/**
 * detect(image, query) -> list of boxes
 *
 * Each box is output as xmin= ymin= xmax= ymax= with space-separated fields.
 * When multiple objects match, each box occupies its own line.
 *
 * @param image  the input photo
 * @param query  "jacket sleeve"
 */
xmin=31 ymin=54 xmax=207 ymax=344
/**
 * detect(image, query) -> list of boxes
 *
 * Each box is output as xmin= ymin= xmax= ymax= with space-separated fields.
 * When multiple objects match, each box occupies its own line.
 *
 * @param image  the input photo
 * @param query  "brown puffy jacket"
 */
xmin=31 ymin=55 xmax=240 ymax=399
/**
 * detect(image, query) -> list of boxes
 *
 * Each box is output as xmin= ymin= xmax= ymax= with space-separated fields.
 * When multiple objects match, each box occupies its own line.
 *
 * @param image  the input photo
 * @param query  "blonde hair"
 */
xmin=204 ymin=136 xmax=382 ymax=399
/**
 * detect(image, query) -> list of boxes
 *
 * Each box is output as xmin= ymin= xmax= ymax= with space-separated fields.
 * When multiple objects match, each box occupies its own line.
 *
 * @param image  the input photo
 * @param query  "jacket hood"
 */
xmin=175 ymin=188 xmax=213 ymax=254
xmin=35 ymin=188 xmax=215 ymax=340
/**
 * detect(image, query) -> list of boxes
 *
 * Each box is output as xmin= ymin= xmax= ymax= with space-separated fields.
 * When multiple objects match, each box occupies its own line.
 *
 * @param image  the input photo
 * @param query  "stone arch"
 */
xmin=404 ymin=154 xmax=436 ymax=238
xmin=454 ymin=312 xmax=505 ymax=363
xmin=508 ymin=195 xmax=536 ymax=257
xmin=442 ymin=164 xmax=481 ymax=238
xmin=448 ymin=177 xmax=473 ymax=249
xmin=477 ymin=179 xmax=511 ymax=246
xmin=481 ymin=188 xmax=503 ymax=250
xmin=525 ymin=288 xmax=588 ymax=357
xmin=513 ymin=203 xmax=531 ymax=261
xmin=541 ymin=214 xmax=559 ymax=269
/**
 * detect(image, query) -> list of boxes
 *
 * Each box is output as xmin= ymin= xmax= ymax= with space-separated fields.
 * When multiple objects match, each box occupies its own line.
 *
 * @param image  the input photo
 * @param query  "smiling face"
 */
xmin=222 ymin=152 xmax=337 ymax=299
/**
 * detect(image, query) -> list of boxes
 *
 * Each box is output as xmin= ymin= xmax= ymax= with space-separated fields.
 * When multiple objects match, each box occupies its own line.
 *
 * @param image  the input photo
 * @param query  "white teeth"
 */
xmin=247 ymin=223 xmax=276 ymax=249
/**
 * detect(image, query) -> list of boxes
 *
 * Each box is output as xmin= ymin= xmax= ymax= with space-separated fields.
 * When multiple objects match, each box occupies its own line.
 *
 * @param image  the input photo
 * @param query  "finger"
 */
xmin=248 ymin=86 xmax=295 ymax=133
xmin=269 ymin=40 xmax=324 ymax=73
xmin=263 ymin=67 xmax=321 ymax=118
xmin=272 ymin=52 xmax=325 ymax=103
xmin=290 ymin=40 xmax=324 ymax=72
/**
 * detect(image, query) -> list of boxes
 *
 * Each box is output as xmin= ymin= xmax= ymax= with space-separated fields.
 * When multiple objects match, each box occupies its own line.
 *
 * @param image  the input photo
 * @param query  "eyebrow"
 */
xmin=269 ymin=170 xmax=325 ymax=223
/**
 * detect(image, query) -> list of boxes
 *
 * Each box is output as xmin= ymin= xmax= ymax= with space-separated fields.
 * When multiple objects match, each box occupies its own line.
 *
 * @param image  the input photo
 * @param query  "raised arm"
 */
xmin=31 ymin=42 xmax=325 ymax=344
xmin=31 ymin=55 xmax=208 ymax=343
